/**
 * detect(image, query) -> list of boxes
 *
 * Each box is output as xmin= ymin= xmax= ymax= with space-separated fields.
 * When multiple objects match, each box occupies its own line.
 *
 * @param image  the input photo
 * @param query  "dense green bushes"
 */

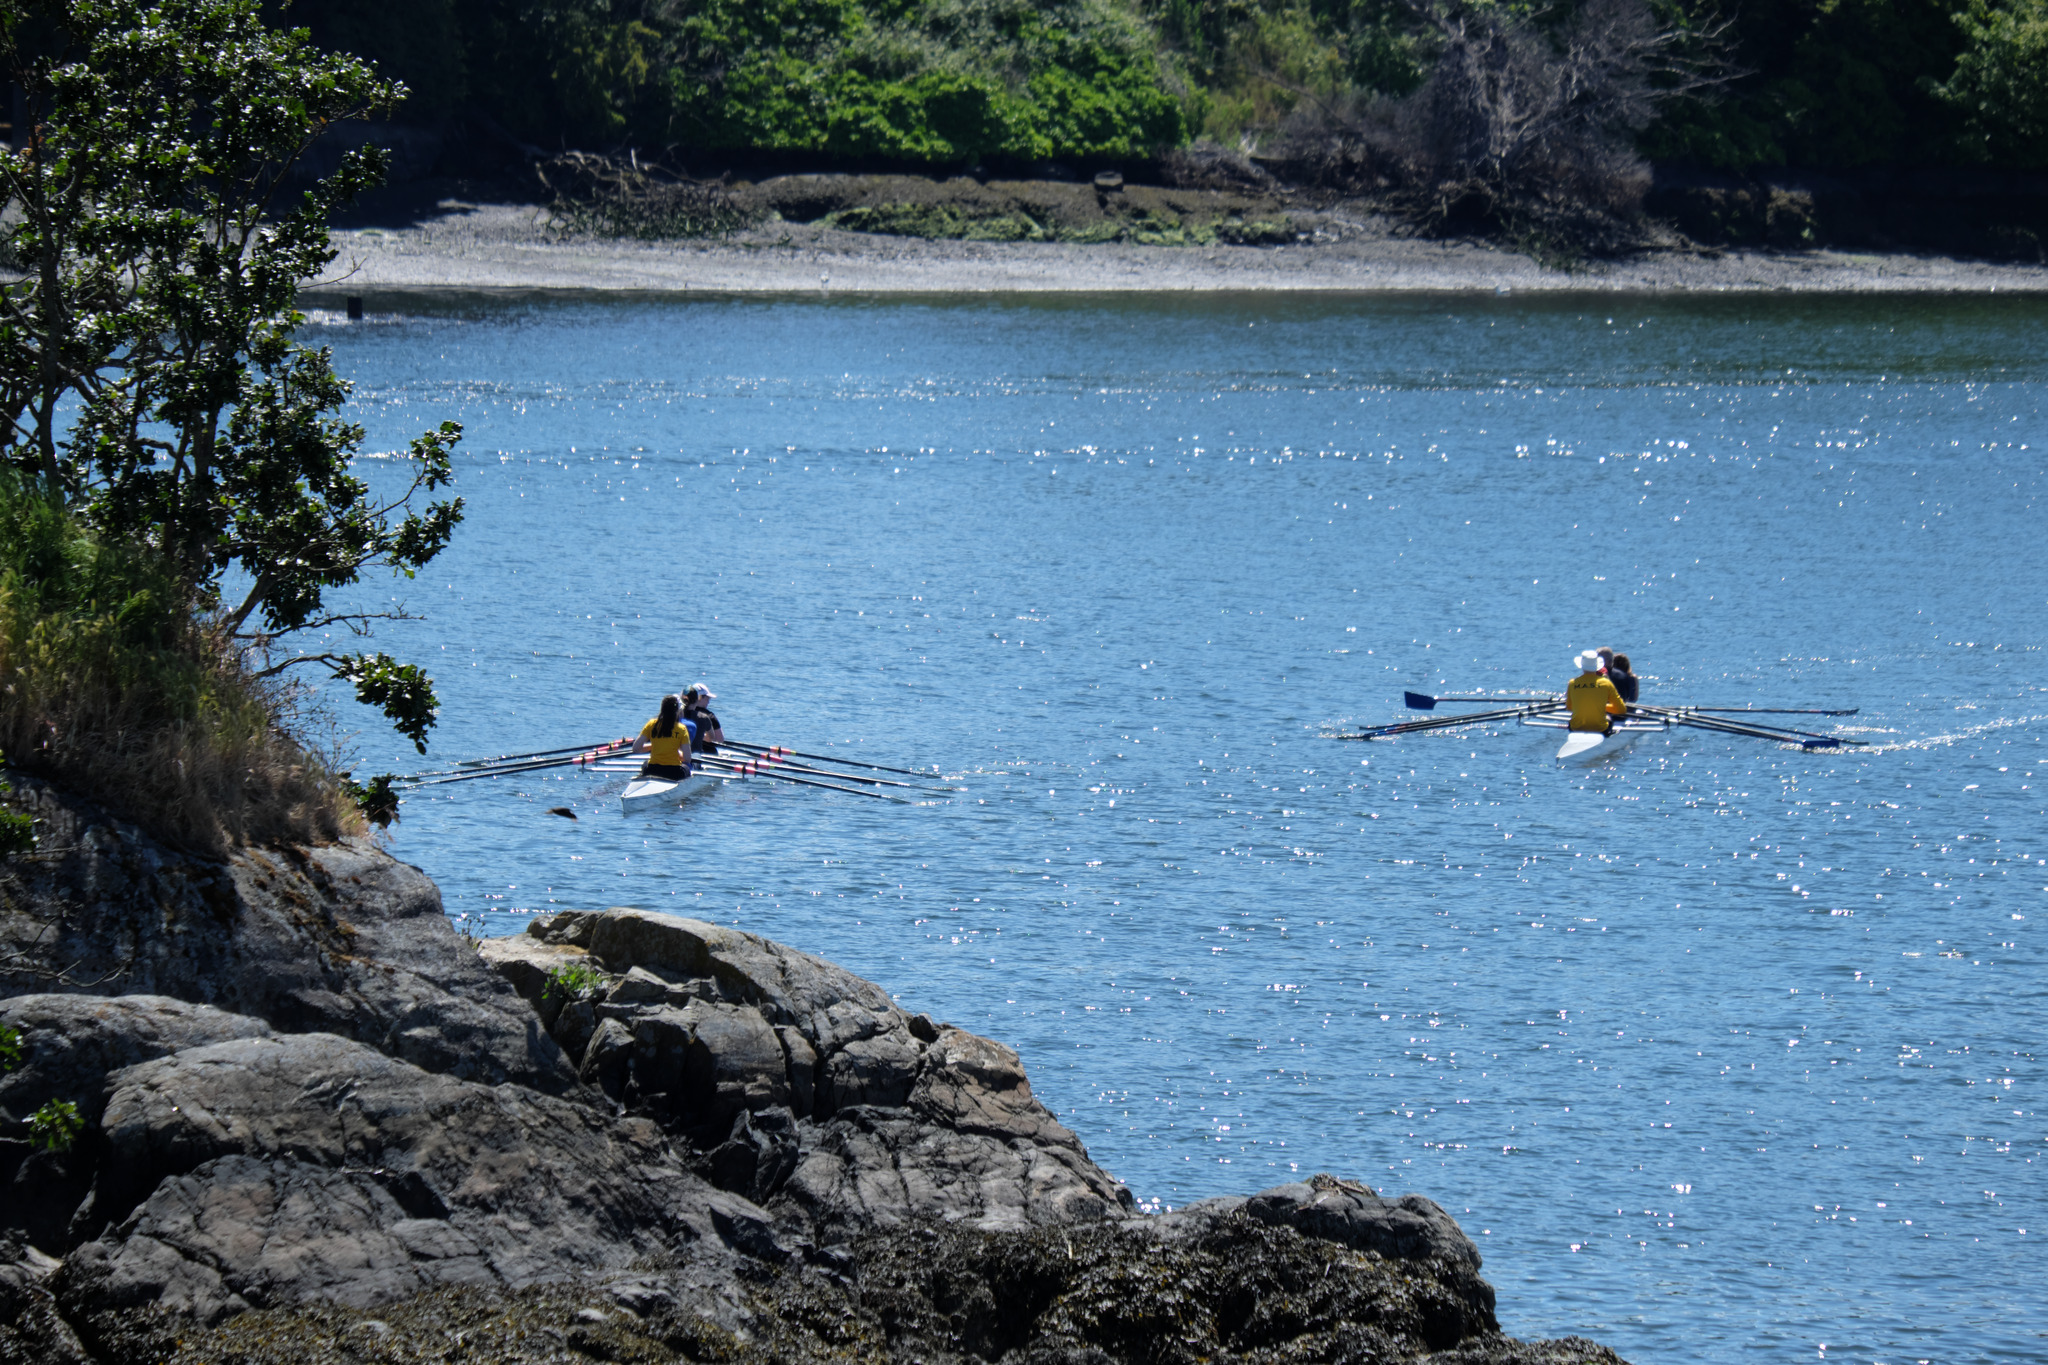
xmin=282 ymin=0 xmax=2047 ymax=173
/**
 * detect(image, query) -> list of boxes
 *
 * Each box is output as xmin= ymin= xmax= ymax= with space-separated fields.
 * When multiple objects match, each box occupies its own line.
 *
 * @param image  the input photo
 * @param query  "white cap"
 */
xmin=1574 ymin=652 xmax=1603 ymax=672
xmin=685 ymin=683 xmax=715 ymax=700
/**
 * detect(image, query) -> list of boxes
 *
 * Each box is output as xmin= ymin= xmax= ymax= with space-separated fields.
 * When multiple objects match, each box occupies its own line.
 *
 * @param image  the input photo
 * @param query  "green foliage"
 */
xmin=1154 ymin=0 xmax=1426 ymax=145
xmin=0 ymin=1024 xmax=20 ymax=1073
xmin=28 ymin=1097 xmax=83 ymax=1153
xmin=0 ymin=0 xmax=464 ymax=758
xmin=337 ymin=653 xmax=439 ymax=754
xmin=662 ymin=0 xmax=1188 ymax=162
xmin=543 ymin=959 xmax=608 ymax=1000
xmin=1931 ymin=0 xmax=2048 ymax=166
xmin=343 ymin=770 xmax=402 ymax=828
xmin=0 ymin=751 xmax=34 ymax=855
xmin=1639 ymin=0 xmax=1980 ymax=169
xmin=0 ymin=472 xmax=357 ymax=849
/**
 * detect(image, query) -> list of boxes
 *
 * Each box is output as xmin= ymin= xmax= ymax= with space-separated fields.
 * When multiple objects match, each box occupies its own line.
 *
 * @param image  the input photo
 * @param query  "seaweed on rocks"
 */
xmin=127 ymin=1208 xmax=1627 ymax=1365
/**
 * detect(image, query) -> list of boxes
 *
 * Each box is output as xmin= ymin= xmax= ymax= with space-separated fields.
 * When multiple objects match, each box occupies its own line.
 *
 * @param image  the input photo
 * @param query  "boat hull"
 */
xmin=1551 ymin=719 xmax=1664 ymax=765
xmin=620 ymin=770 xmax=703 ymax=812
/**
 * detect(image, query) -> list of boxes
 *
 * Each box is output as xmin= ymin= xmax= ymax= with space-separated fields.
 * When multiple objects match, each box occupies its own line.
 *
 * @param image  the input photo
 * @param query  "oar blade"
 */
xmin=1404 ymin=691 xmax=1438 ymax=711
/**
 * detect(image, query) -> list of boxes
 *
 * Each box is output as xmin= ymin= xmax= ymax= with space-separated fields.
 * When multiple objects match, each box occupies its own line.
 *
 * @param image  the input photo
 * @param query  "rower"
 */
xmin=681 ymin=684 xmax=723 ymax=755
xmin=1567 ymin=650 xmax=1628 ymax=732
xmin=1606 ymin=652 xmax=1640 ymax=704
xmin=631 ymin=695 xmax=697 ymax=777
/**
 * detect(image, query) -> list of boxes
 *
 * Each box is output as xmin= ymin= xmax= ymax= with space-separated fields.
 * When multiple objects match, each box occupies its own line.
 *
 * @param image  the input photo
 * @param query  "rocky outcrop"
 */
xmin=485 ymin=910 xmax=1135 ymax=1238
xmin=117 ymin=1192 xmax=1629 ymax=1365
xmin=0 ymin=777 xmax=578 ymax=1095
xmin=49 ymin=1029 xmax=778 ymax=1351
xmin=0 ymin=995 xmax=276 ymax=1251
xmin=0 ymin=787 xmax=1629 ymax=1365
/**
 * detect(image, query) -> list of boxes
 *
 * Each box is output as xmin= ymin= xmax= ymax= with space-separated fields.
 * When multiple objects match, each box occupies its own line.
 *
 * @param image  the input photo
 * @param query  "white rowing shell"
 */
xmin=1551 ymin=718 xmax=1665 ymax=765
xmin=620 ymin=770 xmax=705 ymax=812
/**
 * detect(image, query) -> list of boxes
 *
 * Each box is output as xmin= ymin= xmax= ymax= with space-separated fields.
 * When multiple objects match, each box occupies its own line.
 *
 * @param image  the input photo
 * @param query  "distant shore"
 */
xmin=311 ymin=200 xmax=2048 ymax=295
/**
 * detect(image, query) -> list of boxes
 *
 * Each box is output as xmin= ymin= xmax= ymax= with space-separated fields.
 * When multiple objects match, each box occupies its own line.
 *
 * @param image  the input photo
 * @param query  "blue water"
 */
xmin=308 ymin=290 xmax=2046 ymax=1364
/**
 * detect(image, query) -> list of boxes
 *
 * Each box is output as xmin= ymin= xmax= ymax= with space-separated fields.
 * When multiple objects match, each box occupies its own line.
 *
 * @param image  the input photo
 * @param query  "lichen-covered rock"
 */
xmin=0 ymin=995 xmax=282 ymax=1253
xmin=0 ymin=778 xmax=579 ymax=1096
xmin=48 ymin=1030 xmax=781 ymax=1343
xmin=496 ymin=910 xmax=1136 ymax=1235
xmin=1233 ymin=1173 xmax=1483 ymax=1269
xmin=133 ymin=1210 xmax=1632 ymax=1365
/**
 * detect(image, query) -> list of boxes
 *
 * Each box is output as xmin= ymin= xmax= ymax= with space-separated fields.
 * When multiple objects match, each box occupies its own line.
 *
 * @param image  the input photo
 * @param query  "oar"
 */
xmin=1679 ymin=706 xmax=1860 ymax=716
xmin=398 ymin=742 xmax=636 ymax=785
xmin=723 ymin=740 xmax=934 ymax=778
xmin=1642 ymin=704 xmax=1858 ymax=744
xmin=456 ymin=738 xmax=633 ymax=768
xmin=1641 ymin=706 xmax=1867 ymax=748
xmin=704 ymin=757 xmax=903 ymax=801
xmin=702 ymin=752 xmax=945 ymax=791
xmin=400 ymin=755 xmax=598 ymax=787
xmin=1336 ymin=702 xmax=1559 ymax=740
xmin=1404 ymin=691 xmax=1560 ymax=710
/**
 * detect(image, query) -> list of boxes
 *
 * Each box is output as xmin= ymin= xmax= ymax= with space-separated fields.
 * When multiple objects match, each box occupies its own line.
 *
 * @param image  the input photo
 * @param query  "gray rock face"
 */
xmin=0 ymin=1235 xmax=92 ymax=1364
xmin=491 ymin=910 xmax=1135 ymax=1238
xmin=0 ymin=995 xmax=274 ymax=1128
xmin=50 ymin=1030 xmax=777 ymax=1334
xmin=0 ymin=996 xmax=277 ymax=1251
xmin=0 ymin=777 xmax=579 ymax=1096
xmin=1204 ymin=1173 xmax=1485 ymax=1269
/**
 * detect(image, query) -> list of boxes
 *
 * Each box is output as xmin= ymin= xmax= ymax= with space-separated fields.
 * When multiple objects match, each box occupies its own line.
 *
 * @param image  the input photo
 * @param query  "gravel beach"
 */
xmin=312 ymin=200 xmax=2048 ymax=295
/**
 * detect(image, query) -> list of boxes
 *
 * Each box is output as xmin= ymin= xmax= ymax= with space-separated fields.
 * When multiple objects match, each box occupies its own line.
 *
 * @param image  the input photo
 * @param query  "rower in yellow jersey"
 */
xmin=1566 ymin=650 xmax=1628 ymax=732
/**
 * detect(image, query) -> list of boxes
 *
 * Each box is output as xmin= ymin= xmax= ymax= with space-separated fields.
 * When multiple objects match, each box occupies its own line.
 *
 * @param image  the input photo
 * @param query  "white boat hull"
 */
xmin=1549 ymin=719 xmax=1664 ymax=765
xmin=620 ymin=770 xmax=703 ymax=812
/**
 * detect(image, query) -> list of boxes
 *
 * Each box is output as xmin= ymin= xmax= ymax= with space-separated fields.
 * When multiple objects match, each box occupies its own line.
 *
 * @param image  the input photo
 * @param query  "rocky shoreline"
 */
xmin=305 ymin=175 xmax=2048 ymax=296
xmin=0 ymin=776 xmax=1626 ymax=1364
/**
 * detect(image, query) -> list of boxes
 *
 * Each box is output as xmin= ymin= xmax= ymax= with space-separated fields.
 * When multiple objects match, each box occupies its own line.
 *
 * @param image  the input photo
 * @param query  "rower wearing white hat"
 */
xmin=1566 ymin=650 xmax=1628 ymax=733
xmin=680 ymin=684 xmax=724 ymax=755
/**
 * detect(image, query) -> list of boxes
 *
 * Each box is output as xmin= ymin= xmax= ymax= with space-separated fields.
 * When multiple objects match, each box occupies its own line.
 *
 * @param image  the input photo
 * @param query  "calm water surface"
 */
xmin=309 ymin=291 xmax=2046 ymax=1364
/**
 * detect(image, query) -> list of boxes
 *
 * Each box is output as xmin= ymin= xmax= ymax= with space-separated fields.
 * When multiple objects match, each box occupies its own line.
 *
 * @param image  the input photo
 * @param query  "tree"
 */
xmin=0 ymin=0 xmax=462 ymax=753
xmin=1934 ymin=0 xmax=2048 ymax=167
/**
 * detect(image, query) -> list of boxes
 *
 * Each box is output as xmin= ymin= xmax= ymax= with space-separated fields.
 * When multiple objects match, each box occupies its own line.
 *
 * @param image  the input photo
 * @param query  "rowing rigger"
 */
xmin=1336 ymin=689 xmax=1869 ymax=761
xmin=391 ymin=736 xmax=955 ymax=806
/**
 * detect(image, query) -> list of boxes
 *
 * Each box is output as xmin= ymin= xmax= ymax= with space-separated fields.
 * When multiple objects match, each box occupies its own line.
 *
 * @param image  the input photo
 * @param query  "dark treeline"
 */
xmin=274 ymin=0 xmax=2046 ymax=174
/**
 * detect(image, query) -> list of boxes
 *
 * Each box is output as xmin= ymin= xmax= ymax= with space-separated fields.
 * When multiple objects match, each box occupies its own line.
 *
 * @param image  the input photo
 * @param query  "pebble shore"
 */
xmin=313 ymin=201 xmax=2048 ymax=295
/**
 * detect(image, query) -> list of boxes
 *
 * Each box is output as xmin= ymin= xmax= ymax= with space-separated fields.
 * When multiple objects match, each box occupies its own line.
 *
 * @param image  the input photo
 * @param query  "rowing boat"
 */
xmin=1521 ymin=714 xmax=1669 ymax=764
xmin=620 ymin=769 xmax=706 ymax=812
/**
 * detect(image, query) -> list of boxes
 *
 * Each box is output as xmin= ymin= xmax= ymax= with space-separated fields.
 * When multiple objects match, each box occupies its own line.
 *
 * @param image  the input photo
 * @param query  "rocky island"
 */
xmin=0 ymin=777 xmax=1625 ymax=1364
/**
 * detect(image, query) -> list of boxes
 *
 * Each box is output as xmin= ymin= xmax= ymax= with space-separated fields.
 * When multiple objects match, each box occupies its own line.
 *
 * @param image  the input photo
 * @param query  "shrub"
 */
xmin=543 ymin=960 xmax=609 ymax=1001
xmin=0 ymin=473 xmax=361 ymax=852
xmin=1934 ymin=0 xmax=2048 ymax=168
xmin=0 ymin=751 xmax=34 ymax=855
xmin=28 ymin=1098 xmax=83 ymax=1153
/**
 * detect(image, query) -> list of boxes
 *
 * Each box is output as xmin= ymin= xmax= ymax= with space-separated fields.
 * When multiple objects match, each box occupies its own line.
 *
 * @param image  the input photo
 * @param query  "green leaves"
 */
xmin=342 ymin=770 xmax=402 ymax=827
xmin=0 ymin=751 xmax=35 ymax=857
xmin=338 ymin=653 xmax=439 ymax=753
xmin=1 ymin=0 xmax=463 ymax=755
xmin=28 ymin=1098 xmax=83 ymax=1153
xmin=1931 ymin=0 xmax=2048 ymax=166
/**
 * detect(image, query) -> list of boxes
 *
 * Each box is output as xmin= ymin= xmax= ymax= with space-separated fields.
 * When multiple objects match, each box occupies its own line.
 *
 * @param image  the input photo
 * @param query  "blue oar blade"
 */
xmin=1404 ymin=691 xmax=1438 ymax=711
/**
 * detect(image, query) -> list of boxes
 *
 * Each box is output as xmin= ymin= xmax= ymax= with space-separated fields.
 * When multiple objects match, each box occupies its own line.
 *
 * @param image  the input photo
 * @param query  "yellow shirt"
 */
xmin=639 ymin=718 xmax=692 ymax=767
xmin=1567 ymin=672 xmax=1627 ymax=731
